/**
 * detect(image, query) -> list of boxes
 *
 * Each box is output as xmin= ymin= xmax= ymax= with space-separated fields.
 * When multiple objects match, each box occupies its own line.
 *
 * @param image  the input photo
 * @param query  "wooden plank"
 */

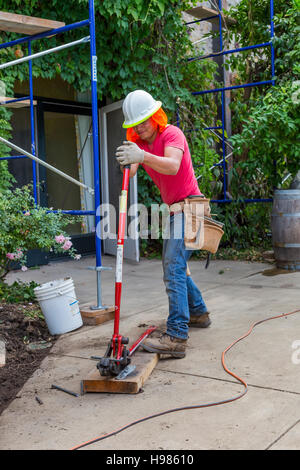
xmin=0 ymin=11 xmax=65 ymax=35
xmin=80 ymin=303 xmax=115 ymax=326
xmin=185 ymin=5 xmax=236 ymax=26
xmin=82 ymin=352 xmax=159 ymax=394
xmin=0 ymin=96 xmax=37 ymax=108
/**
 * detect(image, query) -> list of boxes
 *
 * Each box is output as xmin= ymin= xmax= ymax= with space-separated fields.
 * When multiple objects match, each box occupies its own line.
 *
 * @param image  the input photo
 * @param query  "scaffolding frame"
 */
xmin=184 ymin=0 xmax=276 ymax=204
xmin=0 ymin=0 xmax=108 ymax=310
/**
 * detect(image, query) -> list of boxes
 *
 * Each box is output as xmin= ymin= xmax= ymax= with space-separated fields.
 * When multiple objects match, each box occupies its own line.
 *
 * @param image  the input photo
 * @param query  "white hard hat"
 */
xmin=122 ymin=90 xmax=162 ymax=128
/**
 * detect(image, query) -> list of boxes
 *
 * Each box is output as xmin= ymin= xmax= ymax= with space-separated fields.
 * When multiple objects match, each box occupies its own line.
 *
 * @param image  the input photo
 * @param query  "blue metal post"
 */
xmin=28 ymin=40 xmax=37 ymax=203
xmin=89 ymin=0 xmax=101 ymax=266
xmin=270 ymin=0 xmax=275 ymax=85
xmin=89 ymin=0 xmax=107 ymax=309
xmin=218 ymin=0 xmax=227 ymax=200
xmin=270 ymin=0 xmax=277 ymax=184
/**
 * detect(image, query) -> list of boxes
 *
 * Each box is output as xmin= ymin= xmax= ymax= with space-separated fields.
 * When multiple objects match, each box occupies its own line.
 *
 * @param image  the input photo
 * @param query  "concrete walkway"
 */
xmin=0 ymin=255 xmax=300 ymax=450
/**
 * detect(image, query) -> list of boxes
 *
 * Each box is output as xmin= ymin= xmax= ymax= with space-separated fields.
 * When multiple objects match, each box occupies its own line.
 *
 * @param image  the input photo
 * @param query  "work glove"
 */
xmin=115 ymin=141 xmax=144 ymax=166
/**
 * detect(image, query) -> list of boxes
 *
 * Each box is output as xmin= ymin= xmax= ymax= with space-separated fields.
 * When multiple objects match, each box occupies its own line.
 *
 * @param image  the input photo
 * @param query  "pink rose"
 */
xmin=55 ymin=234 xmax=65 ymax=244
xmin=6 ymin=253 xmax=15 ymax=260
xmin=62 ymin=240 xmax=72 ymax=251
xmin=21 ymin=266 xmax=28 ymax=272
xmin=24 ymin=211 xmax=30 ymax=216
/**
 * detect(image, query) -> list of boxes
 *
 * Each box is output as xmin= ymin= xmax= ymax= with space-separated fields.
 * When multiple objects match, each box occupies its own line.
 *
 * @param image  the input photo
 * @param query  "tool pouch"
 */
xmin=183 ymin=196 xmax=224 ymax=253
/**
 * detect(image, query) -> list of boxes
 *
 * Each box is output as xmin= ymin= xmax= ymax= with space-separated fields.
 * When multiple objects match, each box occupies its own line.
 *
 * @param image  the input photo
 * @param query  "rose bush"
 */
xmin=0 ymin=184 xmax=82 ymax=282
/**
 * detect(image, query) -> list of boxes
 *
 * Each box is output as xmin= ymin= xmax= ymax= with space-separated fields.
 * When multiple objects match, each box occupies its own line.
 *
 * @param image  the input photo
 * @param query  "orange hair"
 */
xmin=126 ymin=107 xmax=168 ymax=142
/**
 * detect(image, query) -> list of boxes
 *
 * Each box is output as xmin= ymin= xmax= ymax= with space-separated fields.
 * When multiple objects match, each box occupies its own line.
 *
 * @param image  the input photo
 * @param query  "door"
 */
xmin=99 ymin=100 xmax=139 ymax=262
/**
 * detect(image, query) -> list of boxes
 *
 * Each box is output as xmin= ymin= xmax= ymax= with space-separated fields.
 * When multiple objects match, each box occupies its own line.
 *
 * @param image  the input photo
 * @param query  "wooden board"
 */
xmin=0 ymin=11 xmax=65 ymax=35
xmin=80 ymin=303 xmax=115 ymax=326
xmin=185 ymin=5 xmax=236 ymax=26
xmin=0 ymin=96 xmax=37 ymax=108
xmin=82 ymin=352 xmax=159 ymax=394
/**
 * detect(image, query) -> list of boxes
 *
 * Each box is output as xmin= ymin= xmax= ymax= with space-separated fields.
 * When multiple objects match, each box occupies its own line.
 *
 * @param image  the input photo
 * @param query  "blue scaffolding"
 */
xmin=0 ymin=0 xmax=107 ymax=309
xmin=0 ymin=0 xmax=277 ymax=287
xmin=184 ymin=0 xmax=276 ymax=204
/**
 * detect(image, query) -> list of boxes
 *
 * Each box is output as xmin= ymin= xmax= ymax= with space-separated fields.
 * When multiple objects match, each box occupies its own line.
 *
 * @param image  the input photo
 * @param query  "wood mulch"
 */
xmin=0 ymin=302 xmax=57 ymax=415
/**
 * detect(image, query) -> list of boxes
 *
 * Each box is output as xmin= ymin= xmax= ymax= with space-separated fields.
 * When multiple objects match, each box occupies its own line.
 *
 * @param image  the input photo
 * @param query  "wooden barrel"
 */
xmin=271 ymin=189 xmax=300 ymax=270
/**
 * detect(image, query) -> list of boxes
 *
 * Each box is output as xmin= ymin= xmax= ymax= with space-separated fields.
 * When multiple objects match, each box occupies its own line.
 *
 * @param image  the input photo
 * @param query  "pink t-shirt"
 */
xmin=136 ymin=125 xmax=202 ymax=205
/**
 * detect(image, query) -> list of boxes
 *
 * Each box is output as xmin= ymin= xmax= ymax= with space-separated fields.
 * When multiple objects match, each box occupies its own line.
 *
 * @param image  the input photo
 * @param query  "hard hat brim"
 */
xmin=122 ymin=101 xmax=162 ymax=128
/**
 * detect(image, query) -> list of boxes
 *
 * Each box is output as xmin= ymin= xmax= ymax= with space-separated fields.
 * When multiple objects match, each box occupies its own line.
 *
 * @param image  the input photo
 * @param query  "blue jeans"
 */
xmin=162 ymin=212 xmax=208 ymax=340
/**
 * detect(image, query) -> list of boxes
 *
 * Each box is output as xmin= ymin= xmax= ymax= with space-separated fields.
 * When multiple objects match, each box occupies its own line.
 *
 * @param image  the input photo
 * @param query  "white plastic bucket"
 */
xmin=34 ymin=277 xmax=83 ymax=335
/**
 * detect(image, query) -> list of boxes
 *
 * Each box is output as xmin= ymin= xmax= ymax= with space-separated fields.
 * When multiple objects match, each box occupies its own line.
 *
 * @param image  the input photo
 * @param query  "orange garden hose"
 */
xmin=70 ymin=308 xmax=300 ymax=450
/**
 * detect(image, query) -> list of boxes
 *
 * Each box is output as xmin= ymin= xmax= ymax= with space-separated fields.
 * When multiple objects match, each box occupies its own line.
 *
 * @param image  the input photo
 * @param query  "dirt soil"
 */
xmin=0 ymin=302 xmax=57 ymax=415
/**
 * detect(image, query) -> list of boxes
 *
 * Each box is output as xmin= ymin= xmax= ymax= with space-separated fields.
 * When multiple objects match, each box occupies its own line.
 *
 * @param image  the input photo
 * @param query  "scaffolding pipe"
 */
xmin=28 ymin=40 xmax=38 ymax=203
xmin=270 ymin=0 xmax=275 ymax=84
xmin=211 ymin=198 xmax=273 ymax=204
xmin=188 ymin=42 xmax=272 ymax=62
xmin=0 ymin=136 xmax=94 ymax=195
xmin=181 ymin=1 xmax=276 ymax=205
xmin=0 ymin=155 xmax=27 ymax=160
xmin=218 ymin=0 xmax=227 ymax=200
xmin=0 ymin=0 xmax=108 ymax=310
xmin=50 ymin=210 xmax=96 ymax=215
xmin=89 ymin=0 xmax=108 ymax=309
xmin=0 ymin=19 xmax=90 ymax=51
xmin=192 ymin=80 xmax=274 ymax=96
xmin=0 ymin=36 xmax=90 ymax=70
xmin=0 ymin=96 xmax=30 ymax=105
xmin=185 ymin=15 xmax=219 ymax=25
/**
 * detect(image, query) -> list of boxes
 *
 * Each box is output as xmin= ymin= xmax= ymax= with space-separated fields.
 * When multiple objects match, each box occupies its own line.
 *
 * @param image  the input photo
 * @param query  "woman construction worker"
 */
xmin=115 ymin=89 xmax=210 ymax=359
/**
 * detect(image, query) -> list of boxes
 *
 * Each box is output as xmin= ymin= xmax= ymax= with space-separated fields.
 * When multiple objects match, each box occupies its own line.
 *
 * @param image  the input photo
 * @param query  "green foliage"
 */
xmin=230 ymin=84 xmax=300 ymax=191
xmin=0 ymin=279 xmax=39 ymax=303
xmin=0 ymin=1 xmax=206 ymax=104
xmin=207 ymin=0 xmax=300 ymax=249
xmin=228 ymin=0 xmax=300 ymax=193
xmin=0 ymin=184 xmax=82 ymax=281
xmin=188 ymin=127 xmax=223 ymax=197
xmin=2 ymin=0 xmax=293 ymax=253
xmin=212 ymin=200 xmax=272 ymax=251
xmin=272 ymin=2 xmax=300 ymax=82
xmin=0 ymin=0 xmax=220 ymax=203
xmin=0 ymin=159 xmax=15 ymax=191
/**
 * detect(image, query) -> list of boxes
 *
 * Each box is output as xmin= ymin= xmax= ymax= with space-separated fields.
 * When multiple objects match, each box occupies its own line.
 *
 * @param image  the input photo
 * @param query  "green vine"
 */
xmin=228 ymin=0 xmax=300 ymax=195
xmin=0 ymin=0 xmax=220 ymax=202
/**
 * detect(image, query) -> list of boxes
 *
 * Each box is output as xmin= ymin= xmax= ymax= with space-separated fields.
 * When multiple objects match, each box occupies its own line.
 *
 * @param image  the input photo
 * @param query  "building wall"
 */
xmin=14 ymin=75 xmax=75 ymax=101
xmin=183 ymin=1 xmax=240 ymax=55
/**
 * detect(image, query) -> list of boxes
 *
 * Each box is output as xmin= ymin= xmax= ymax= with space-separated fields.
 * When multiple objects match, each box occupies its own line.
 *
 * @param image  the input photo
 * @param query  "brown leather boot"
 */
xmin=188 ymin=312 xmax=211 ymax=328
xmin=142 ymin=333 xmax=187 ymax=358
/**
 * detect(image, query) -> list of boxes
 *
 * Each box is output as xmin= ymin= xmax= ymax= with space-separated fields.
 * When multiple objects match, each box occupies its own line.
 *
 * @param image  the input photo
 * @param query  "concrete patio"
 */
xmin=0 ymin=254 xmax=299 ymax=450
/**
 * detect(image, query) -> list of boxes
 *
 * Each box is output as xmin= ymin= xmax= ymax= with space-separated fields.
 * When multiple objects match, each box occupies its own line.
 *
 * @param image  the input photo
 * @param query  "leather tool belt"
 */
xmin=169 ymin=195 xmax=224 ymax=253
